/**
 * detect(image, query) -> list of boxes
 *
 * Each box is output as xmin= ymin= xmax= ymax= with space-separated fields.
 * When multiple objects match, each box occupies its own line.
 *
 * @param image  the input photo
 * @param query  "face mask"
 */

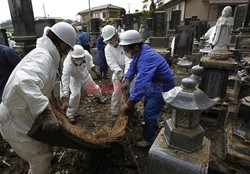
xmin=73 ymin=58 xmax=84 ymax=66
xmin=107 ymin=36 xmax=118 ymax=48
xmin=125 ymin=51 xmax=136 ymax=59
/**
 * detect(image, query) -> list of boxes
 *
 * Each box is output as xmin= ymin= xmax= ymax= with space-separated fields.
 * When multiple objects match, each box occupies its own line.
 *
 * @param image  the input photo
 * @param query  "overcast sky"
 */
xmin=0 ymin=0 xmax=148 ymax=22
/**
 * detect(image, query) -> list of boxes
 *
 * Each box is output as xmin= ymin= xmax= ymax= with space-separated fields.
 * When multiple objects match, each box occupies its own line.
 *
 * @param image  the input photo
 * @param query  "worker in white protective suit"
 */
xmin=60 ymin=45 xmax=106 ymax=123
xmin=0 ymin=22 xmax=77 ymax=174
xmin=102 ymin=25 xmax=132 ymax=118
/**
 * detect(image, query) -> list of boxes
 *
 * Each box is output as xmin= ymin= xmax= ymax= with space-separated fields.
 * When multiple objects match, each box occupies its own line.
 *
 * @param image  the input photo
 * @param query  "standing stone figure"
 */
xmin=139 ymin=24 xmax=147 ymax=42
xmin=212 ymin=6 xmax=234 ymax=52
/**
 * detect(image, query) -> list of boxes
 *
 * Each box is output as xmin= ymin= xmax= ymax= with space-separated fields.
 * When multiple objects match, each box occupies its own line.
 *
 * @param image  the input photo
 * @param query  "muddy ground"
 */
xmin=1 ymin=73 xmax=250 ymax=174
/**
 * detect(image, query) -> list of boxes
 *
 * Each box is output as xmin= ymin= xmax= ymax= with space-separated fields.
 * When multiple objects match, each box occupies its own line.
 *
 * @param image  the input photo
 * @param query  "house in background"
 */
xmin=158 ymin=0 xmax=248 ymax=22
xmin=78 ymin=4 xmax=125 ymax=24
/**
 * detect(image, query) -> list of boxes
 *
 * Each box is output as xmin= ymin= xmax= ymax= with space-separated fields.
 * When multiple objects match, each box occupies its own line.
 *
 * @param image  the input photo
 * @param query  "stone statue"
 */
xmin=150 ymin=0 xmax=156 ymax=12
xmin=209 ymin=6 xmax=234 ymax=59
xmin=117 ymin=25 xmax=124 ymax=33
xmin=139 ymin=24 xmax=147 ymax=42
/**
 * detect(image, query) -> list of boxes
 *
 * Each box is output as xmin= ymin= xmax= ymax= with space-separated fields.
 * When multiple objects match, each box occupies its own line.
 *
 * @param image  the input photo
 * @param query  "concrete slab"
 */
xmin=148 ymin=128 xmax=210 ymax=174
xmin=225 ymin=124 xmax=250 ymax=170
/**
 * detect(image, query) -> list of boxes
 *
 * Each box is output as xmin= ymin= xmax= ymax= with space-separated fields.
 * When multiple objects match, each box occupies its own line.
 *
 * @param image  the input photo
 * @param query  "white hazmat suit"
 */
xmin=60 ymin=50 xmax=101 ymax=119
xmin=105 ymin=44 xmax=131 ymax=116
xmin=0 ymin=36 xmax=60 ymax=173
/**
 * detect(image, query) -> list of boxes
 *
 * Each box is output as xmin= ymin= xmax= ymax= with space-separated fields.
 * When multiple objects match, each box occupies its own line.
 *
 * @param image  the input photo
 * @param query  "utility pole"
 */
xmin=88 ymin=0 xmax=91 ymax=32
xmin=43 ymin=3 xmax=46 ymax=18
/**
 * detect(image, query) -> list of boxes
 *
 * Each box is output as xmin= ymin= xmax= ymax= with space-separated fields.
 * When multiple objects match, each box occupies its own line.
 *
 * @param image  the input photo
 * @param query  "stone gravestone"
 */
xmin=90 ymin=18 xmax=100 ymax=47
xmin=123 ymin=14 xmax=134 ymax=30
xmin=90 ymin=18 xmax=100 ymax=33
xmin=185 ymin=17 xmax=191 ymax=25
xmin=0 ymin=29 xmax=9 ymax=46
xmin=174 ymin=26 xmax=194 ymax=57
xmin=153 ymin=11 xmax=166 ymax=37
xmin=35 ymin=19 xmax=56 ymax=37
xmin=114 ymin=18 xmax=123 ymax=29
xmin=233 ymin=4 xmax=247 ymax=30
xmin=195 ymin=21 xmax=208 ymax=42
xmin=230 ymin=4 xmax=247 ymax=45
xmin=147 ymin=18 xmax=153 ymax=37
xmin=191 ymin=16 xmax=198 ymax=21
xmin=8 ymin=0 xmax=37 ymax=57
xmin=169 ymin=10 xmax=181 ymax=30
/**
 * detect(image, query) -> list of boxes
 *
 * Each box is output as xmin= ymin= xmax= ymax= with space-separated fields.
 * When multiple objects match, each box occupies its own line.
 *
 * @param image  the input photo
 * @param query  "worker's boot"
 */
xmin=67 ymin=115 xmax=76 ymax=124
xmin=136 ymin=139 xmax=152 ymax=148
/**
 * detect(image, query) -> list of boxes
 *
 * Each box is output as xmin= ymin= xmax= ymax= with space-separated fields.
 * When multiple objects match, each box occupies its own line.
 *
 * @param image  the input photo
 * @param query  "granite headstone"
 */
xmin=153 ymin=11 xmax=166 ymax=37
xmin=174 ymin=26 xmax=194 ymax=57
xmin=123 ymin=14 xmax=134 ymax=30
xmin=170 ymin=10 xmax=181 ymax=30
xmin=35 ymin=19 xmax=56 ymax=37
xmin=233 ymin=4 xmax=247 ymax=30
xmin=147 ymin=18 xmax=153 ymax=37
xmin=8 ymin=0 xmax=36 ymax=36
xmin=90 ymin=18 xmax=100 ymax=33
xmin=0 ymin=29 xmax=9 ymax=46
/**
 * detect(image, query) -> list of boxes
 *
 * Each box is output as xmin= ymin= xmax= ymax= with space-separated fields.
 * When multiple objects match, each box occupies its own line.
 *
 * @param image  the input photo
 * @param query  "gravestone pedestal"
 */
xmin=200 ymin=56 xmax=238 ymax=99
xmin=200 ymin=56 xmax=237 ymax=125
xmin=225 ymin=97 xmax=250 ymax=170
xmin=225 ymin=126 xmax=250 ymax=170
xmin=12 ymin=35 xmax=36 ymax=57
xmin=148 ymin=128 xmax=210 ymax=174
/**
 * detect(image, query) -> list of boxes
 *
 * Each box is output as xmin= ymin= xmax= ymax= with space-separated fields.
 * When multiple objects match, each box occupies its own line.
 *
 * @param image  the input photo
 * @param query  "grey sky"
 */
xmin=0 ymin=0 xmax=147 ymax=22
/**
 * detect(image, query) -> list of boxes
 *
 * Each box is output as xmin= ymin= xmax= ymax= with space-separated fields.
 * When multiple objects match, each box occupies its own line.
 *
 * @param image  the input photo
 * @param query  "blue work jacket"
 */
xmin=0 ymin=45 xmax=21 ymax=102
xmin=125 ymin=44 xmax=175 ymax=102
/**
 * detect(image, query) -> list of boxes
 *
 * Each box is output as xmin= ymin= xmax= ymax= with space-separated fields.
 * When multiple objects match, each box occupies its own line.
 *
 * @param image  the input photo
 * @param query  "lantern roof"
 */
xmin=163 ymin=78 xmax=216 ymax=111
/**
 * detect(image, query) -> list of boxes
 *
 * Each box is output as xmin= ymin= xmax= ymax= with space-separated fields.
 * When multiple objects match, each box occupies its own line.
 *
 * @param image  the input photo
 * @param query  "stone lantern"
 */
xmin=190 ymin=65 xmax=204 ymax=86
xmin=147 ymin=78 xmax=217 ymax=174
xmin=199 ymin=35 xmax=206 ymax=50
xmin=163 ymin=78 xmax=216 ymax=152
xmin=175 ymin=56 xmax=192 ymax=86
xmin=191 ymin=38 xmax=202 ymax=65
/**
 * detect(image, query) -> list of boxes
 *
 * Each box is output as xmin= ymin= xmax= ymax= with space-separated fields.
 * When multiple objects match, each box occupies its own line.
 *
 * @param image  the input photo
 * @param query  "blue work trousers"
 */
xmin=143 ymin=95 xmax=165 ymax=143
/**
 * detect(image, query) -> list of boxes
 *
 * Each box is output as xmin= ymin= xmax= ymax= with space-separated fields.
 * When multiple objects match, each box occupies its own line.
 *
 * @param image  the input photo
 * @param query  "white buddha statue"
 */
xmin=212 ymin=6 xmax=234 ymax=51
xmin=209 ymin=6 xmax=234 ymax=59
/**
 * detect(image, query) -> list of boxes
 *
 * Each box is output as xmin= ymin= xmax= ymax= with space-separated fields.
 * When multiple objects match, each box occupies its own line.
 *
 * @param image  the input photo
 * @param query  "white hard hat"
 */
xmin=50 ymin=22 xmax=77 ymax=49
xmin=76 ymin=26 xmax=82 ymax=31
xmin=119 ymin=30 xmax=142 ymax=46
xmin=71 ymin=45 xmax=85 ymax=58
xmin=102 ymin=25 xmax=116 ymax=42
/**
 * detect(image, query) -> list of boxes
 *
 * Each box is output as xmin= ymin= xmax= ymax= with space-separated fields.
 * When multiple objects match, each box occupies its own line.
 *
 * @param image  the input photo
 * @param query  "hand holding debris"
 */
xmin=41 ymin=103 xmax=59 ymax=132
xmin=117 ymin=71 xmax=124 ymax=82
xmin=121 ymin=100 xmax=136 ymax=116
